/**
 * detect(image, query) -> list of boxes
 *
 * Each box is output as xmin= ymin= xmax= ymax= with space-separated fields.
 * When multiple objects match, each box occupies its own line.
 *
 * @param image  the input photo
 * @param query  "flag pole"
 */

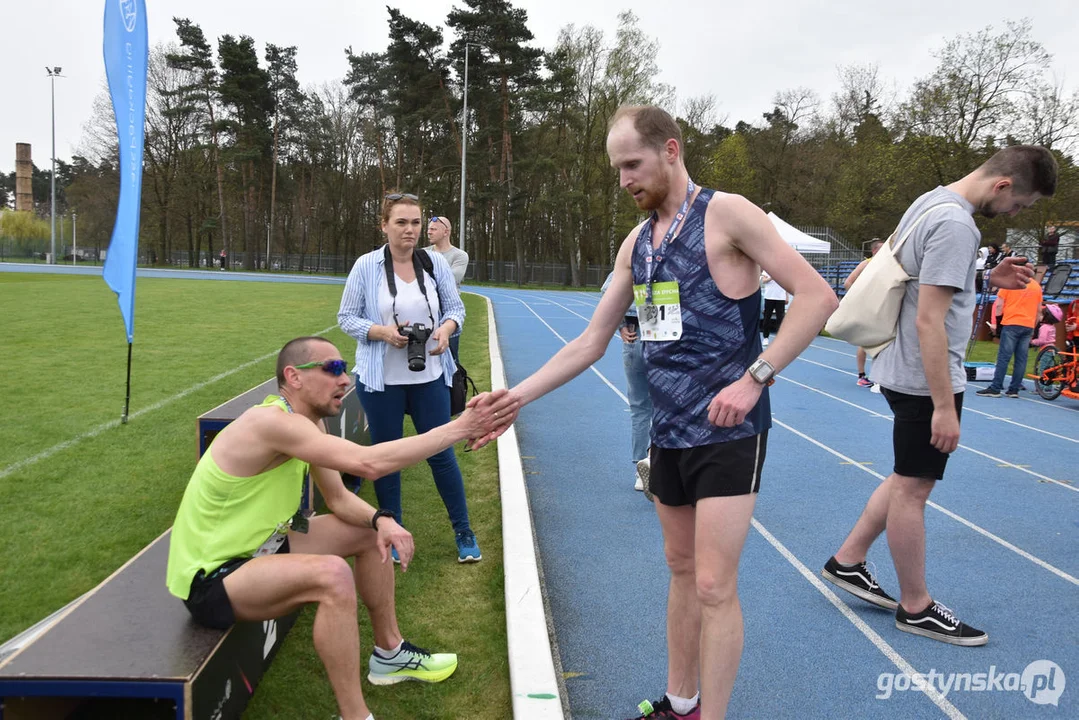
xmin=122 ymin=342 xmax=133 ymax=424
xmin=102 ymin=0 xmax=147 ymax=423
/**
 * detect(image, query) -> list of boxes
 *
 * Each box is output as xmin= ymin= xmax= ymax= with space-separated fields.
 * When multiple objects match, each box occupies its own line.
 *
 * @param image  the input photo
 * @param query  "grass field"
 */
xmin=0 ymin=273 xmax=510 ymax=719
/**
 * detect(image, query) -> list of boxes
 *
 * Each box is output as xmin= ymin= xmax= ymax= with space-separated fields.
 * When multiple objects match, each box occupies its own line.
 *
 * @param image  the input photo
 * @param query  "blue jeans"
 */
xmin=623 ymin=340 xmax=652 ymax=464
xmin=357 ymin=378 xmax=471 ymax=533
xmin=988 ymin=325 xmax=1034 ymax=393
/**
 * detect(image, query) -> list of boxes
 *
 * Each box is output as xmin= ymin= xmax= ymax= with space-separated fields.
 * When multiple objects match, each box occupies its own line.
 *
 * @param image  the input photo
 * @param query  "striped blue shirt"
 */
xmin=338 ymin=246 xmax=465 ymax=392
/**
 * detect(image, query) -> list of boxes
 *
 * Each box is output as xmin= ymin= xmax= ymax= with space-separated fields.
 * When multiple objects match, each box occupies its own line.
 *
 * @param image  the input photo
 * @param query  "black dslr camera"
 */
xmin=398 ymin=323 xmax=432 ymax=371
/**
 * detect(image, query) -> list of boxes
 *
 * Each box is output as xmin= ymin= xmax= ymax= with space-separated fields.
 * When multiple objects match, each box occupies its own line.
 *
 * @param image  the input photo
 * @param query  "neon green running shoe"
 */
xmin=367 ymin=641 xmax=458 ymax=685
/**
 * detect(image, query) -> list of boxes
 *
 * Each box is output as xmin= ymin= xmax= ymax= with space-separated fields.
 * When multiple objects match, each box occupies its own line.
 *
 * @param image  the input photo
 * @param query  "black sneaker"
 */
xmin=975 ymin=388 xmax=1002 ymax=398
xmin=1004 ymin=389 xmax=1020 ymax=398
xmin=895 ymin=601 xmax=988 ymax=646
xmin=822 ymin=556 xmax=898 ymax=610
xmin=624 ymin=696 xmax=700 ymax=719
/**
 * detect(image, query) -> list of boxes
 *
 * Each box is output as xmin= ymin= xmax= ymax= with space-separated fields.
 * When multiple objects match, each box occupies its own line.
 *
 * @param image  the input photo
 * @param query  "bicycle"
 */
xmin=1027 ymin=297 xmax=1079 ymax=401
xmin=1028 ymin=344 xmax=1079 ymax=400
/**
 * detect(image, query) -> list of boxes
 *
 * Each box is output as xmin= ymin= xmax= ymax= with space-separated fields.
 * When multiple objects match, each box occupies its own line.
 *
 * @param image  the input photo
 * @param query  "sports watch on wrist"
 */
xmin=371 ymin=508 xmax=396 ymax=531
xmin=748 ymin=358 xmax=776 ymax=386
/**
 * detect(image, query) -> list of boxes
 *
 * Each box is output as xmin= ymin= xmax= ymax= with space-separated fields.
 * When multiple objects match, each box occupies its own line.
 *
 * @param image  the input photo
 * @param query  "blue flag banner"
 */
xmin=102 ymin=0 xmax=148 ymax=343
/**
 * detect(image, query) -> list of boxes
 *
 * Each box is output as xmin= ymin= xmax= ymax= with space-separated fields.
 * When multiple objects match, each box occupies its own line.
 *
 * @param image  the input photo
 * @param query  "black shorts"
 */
xmin=650 ymin=432 xmax=768 ymax=506
xmin=881 ymin=388 xmax=963 ymax=480
xmin=183 ymin=538 xmax=290 ymax=630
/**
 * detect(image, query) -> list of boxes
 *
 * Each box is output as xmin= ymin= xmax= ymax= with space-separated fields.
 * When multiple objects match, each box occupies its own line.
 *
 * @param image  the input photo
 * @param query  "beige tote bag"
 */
xmin=824 ymin=203 xmax=961 ymax=357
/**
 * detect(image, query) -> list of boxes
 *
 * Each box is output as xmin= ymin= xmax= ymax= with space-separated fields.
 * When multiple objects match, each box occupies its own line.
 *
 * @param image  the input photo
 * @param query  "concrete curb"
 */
xmin=483 ymin=294 xmax=565 ymax=719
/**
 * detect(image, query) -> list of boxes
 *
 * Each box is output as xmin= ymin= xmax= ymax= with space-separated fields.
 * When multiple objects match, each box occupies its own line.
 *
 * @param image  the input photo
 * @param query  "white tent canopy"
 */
xmin=767 ymin=212 xmax=831 ymax=254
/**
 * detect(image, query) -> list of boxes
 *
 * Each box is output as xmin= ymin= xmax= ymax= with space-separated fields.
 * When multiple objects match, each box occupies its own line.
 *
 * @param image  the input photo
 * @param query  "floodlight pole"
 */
xmin=72 ymin=212 xmax=77 ymax=265
xmin=458 ymin=43 xmax=471 ymax=256
xmin=47 ymin=67 xmax=63 ymax=264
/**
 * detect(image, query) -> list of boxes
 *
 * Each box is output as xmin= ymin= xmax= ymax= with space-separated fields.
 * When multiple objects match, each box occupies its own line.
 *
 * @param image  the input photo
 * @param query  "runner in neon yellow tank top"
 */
xmin=166 ymin=336 xmax=517 ymax=720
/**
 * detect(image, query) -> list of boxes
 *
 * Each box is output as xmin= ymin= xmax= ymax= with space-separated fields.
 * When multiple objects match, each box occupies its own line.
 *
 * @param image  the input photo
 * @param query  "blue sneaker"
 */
xmin=391 ymin=546 xmax=401 ymax=564
xmin=455 ymin=530 xmax=482 ymax=563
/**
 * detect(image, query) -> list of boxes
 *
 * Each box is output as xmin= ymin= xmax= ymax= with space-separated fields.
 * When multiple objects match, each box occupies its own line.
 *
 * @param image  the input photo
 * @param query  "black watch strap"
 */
xmin=371 ymin=509 xmax=395 ymax=531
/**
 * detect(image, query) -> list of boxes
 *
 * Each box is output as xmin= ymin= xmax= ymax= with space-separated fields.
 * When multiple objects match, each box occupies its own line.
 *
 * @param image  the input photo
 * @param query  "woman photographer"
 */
xmin=338 ymin=192 xmax=481 ymax=563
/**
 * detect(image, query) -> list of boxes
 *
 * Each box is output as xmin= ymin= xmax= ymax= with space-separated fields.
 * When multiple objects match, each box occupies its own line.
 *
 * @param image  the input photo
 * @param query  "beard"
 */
xmin=314 ymin=396 xmax=343 ymax=419
xmin=633 ymin=174 xmax=671 ymax=212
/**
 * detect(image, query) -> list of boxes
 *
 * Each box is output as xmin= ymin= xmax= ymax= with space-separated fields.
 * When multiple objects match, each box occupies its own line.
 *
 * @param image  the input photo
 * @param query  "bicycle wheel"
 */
xmin=1033 ymin=346 xmax=1064 ymax=400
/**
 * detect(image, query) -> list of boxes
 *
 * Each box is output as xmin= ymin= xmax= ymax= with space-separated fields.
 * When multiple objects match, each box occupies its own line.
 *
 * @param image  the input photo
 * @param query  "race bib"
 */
xmin=253 ymin=531 xmax=287 ymax=558
xmin=633 ymin=281 xmax=682 ymax=341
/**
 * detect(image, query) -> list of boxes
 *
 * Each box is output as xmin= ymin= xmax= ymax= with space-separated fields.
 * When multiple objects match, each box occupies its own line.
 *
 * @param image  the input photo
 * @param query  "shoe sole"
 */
xmin=894 ymin=621 xmax=988 ymax=646
xmin=458 ymin=553 xmax=482 ymax=563
xmin=636 ymin=459 xmax=654 ymax=502
xmin=821 ymin=569 xmax=899 ymax=610
xmin=368 ymin=661 xmax=459 ymax=685
xmin=976 ymin=392 xmax=1001 ymax=398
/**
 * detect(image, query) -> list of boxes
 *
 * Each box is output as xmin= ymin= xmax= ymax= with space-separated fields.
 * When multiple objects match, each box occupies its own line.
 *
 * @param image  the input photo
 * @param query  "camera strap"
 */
xmin=382 ymin=245 xmax=435 ymax=328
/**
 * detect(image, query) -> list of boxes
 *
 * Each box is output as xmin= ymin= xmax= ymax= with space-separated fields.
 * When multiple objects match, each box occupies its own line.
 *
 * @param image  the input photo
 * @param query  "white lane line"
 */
xmin=515 ymin=298 xmax=628 ymax=404
xmin=494 ymin=289 xmax=961 ymax=718
xmin=787 ymin=360 xmax=1078 ymax=491
xmin=812 ymin=338 xmax=1079 ymax=415
xmin=751 ymin=519 xmax=966 ymax=720
xmin=774 ymin=418 xmax=1079 ymax=588
xmin=806 ymin=343 xmax=858 ymax=358
xmin=0 ymin=325 xmax=338 ymax=480
xmin=804 ymin=345 xmax=1079 ymax=441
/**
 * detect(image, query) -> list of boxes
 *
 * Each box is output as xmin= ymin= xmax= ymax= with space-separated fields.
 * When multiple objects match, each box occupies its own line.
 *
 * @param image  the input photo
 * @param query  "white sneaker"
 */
xmin=635 ymin=458 xmax=653 ymax=501
xmin=634 ymin=474 xmax=644 ymax=491
xmin=762 ymin=337 xmax=770 ymax=347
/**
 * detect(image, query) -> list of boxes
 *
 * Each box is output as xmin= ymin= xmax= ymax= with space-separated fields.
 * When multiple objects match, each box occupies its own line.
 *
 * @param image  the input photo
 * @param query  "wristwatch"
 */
xmin=748 ymin=358 xmax=776 ymax=386
xmin=371 ymin=508 xmax=396 ymax=531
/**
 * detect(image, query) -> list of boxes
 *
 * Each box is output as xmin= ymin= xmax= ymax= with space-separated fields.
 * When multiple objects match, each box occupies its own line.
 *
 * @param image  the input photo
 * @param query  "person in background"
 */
xmin=759 ymin=269 xmax=790 ymax=348
xmin=1030 ymin=303 xmax=1063 ymax=348
xmin=843 ymin=239 xmax=885 ymax=387
xmin=339 ymin=192 xmax=482 ymax=563
xmin=978 ymin=267 xmax=1043 ymax=398
xmin=602 ymin=271 xmax=654 ymax=496
xmin=426 ymin=215 xmax=470 ymax=358
xmin=1041 ymin=225 xmax=1060 ymax=267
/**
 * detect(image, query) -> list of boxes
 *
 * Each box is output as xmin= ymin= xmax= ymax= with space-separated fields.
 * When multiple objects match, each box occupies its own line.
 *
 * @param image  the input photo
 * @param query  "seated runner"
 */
xmin=166 ymin=336 xmax=516 ymax=720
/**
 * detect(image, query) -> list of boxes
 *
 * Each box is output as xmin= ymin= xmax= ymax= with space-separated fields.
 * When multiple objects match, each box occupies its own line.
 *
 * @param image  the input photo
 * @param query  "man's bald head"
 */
xmin=276 ymin=336 xmax=336 ymax=386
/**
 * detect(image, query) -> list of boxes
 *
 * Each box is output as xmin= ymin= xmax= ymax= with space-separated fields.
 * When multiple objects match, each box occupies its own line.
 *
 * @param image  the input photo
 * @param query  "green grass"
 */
xmin=965 ymin=338 xmax=1041 ymax=377
xmin=0 ymin=274 xmax=509 ymax=719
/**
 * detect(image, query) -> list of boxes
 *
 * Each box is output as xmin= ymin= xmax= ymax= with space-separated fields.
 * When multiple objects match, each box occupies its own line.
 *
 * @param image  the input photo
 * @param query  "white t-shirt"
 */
xmin=378 ymin=271 xmax=443 ymax=386
xmin=761 ymin=275 xmax=788 ymax=301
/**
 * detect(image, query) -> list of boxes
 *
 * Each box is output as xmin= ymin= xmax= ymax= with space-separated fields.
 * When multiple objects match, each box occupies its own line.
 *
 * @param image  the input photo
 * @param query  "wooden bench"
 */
xmin=0 ymin=379 xmax=366 ymax=719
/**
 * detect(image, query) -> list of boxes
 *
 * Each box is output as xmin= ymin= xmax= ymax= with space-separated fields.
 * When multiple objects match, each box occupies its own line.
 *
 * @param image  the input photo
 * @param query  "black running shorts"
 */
xmin=649 ymin=432 xmax=768 ymax=506
xmin=183 ymin=538 xmax=290 ymax=629
xmin=881 ymin=388 xmax=963 ymax=480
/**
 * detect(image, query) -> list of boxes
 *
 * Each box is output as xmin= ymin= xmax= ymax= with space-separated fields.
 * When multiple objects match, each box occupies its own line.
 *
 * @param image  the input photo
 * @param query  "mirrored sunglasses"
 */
xmin=293 ymin=359 xmax=349 ymax=376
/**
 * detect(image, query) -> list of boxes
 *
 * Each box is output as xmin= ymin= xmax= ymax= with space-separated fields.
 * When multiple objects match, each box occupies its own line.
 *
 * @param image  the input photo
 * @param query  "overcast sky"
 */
xmin=4 ymin=0 xmax=1077 ymax=175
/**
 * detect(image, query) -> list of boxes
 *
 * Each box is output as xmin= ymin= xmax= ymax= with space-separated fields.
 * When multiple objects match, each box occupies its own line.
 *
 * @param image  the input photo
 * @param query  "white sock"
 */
xmin=365 ymin=714 xmax=375 ymax=720
xmin=374 ymin=640 xmax=403 ymax=658
xmin=667 ymin=692 xmax=699 ymax=715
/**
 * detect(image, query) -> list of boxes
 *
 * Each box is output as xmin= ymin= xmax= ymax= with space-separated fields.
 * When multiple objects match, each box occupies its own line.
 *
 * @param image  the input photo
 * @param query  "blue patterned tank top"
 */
xmin=633 ymin=187 xmax=771 ymax=448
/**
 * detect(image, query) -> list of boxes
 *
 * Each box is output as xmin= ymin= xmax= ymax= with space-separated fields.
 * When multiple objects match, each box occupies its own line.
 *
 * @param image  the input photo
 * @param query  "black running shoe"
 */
xmin=895 ymin=601 xmax=988 ymax=646
xmin=822 ymin=556 xmax=898 ymax=610
xmin=624 ymin=696 xmax=700 ymax=719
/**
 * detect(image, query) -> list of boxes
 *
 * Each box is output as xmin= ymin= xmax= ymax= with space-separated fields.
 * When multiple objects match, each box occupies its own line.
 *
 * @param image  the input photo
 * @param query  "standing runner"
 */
xmin=470 ymin=105 xmax=837 ymax=720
